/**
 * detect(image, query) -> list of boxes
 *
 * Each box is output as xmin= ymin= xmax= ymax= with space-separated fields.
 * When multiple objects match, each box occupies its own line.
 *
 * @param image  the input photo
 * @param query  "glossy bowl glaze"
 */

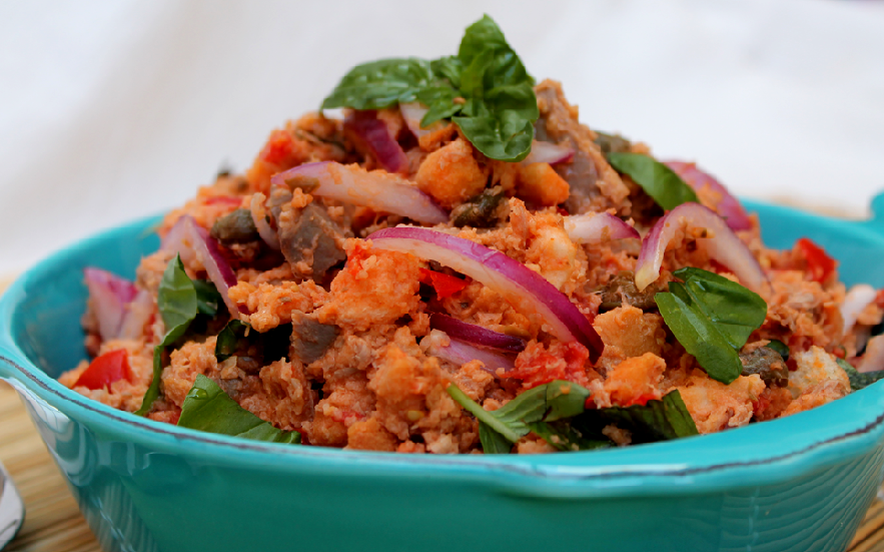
xmin=3 ymin=198 xmax=884 ymax=552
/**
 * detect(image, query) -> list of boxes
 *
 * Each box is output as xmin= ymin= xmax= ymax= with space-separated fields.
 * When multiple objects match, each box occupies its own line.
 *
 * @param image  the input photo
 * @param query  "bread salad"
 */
xmin=61 ymin=16 xmax=884 ymax=454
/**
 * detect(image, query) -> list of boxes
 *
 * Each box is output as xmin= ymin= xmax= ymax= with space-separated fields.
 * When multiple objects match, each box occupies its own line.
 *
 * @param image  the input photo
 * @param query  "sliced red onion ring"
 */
xmin=368 ymin=227 xmax=604 ymax=361
xmin=563 ymin=213 xmax=640 ymax=243
xmin=84 ymin=268 xmax=138 ymax=341
xmin=117 ymin=289 xmax=154 ymax=340
xmin=400 ymin=102 xmax=443 ymax=139
xmin=842 ymin=284 xmax=878 ymax=334
xmin=858 ymin=335 xmax=884 ymax=373
xmin=664 ymin=161 xmax=752 ymax=231
xmin=344 ymin=111 xmax=408 ymax=173
xmin=521 ymin=140 xmax=574 ymax=166
xmin=425 ymin=334 xmax=515 ymax=374
xmin=163 ymin=215 xmax=244 ymax=316
xmin=430 ymin=313 xmax=526 ymax=353
xmin=634 ymin=203 xmax=769 ymax=294
xmin=250 ymin=193 xmax=281 ymax=251
xmin=271 ymin=161 xmax=447 ymax=225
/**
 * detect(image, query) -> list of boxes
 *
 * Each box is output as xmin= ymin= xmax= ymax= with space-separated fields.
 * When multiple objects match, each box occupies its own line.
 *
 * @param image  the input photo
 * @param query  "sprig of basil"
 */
xmin=321 ymin=15 xmax=537 ymax=162
xmin=135 ymin=255 xmax=199 ymax=416
xmin=656 ymin=267 xmax=767 ymax=384
xmin=606 ymin=152 xmax=698 ymax=210
xmin=447 ymin=380 xmax=591 ymax=454
xmin=595 ymin=390 xmax=698 ymax=442
xmin=178 ymin=374 xmax=300 ymax=444
xmin=836 ymin=357 xmax=884 ymax=392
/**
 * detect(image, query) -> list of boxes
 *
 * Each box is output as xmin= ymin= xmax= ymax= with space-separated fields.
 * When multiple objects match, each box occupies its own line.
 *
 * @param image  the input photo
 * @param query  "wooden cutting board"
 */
xmin=3 ymin=268 xmax=884 ymax=552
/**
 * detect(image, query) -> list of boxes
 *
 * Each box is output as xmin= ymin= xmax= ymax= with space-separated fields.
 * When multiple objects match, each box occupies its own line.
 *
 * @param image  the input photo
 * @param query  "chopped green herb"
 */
xmin=192 ymin=279 xmax=222 ymax=317
xmin=836 ymin=357 xmax=884 ymax=392
xmin=321 ymin=15 xmax=537 ymax=162
xmin=597 ymin=390 xmax=699 ymax=442
xmin=213 ymin=319 xmax=292 ymax=365
xmin=447 ymin=380 xmax=591 ymax=454
xmin=656 ymin=268 xmax=767 ymax=384
xmin=528 ymin=420 xmax=611 ymax=452
xmin=606 ymin=152 xmax=699 ymax=211
xmin=135 ymin=255 xmax=199 ymax=416
xmin=766 ymin=339 xmax=790 ymax=362
xmin=178 ymin=374 xmax=300 ymax=444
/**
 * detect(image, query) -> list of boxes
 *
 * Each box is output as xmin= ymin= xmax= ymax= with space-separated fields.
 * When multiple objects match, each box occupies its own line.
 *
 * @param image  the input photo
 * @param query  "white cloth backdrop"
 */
xmin=1 ymin=0 xmax=883 ymax=275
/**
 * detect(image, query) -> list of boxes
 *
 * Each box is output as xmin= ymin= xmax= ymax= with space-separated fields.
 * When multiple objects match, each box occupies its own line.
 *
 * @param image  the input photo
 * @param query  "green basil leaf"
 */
xmin=414 ymin=85 xmax=462 ymax=127
xmin=836 ymin=357 xmax=884 ymax=392
xmin=215 ymin=319 xmax=249 ymax=362
xmin=598 ymin=390 xmax=699 ymax=442
xmin=767 ymin=339 xmax=790 ymax=362
xmin=528 ymin=421 xmax=611 ymax=452
xmin=178 ymin=374 xmax=300 ymax=444
xmin=321 ymin=58 xmax=435 ymax=111
xmin=192 ymin=279 xmax=222 ymax=317
xmin=430 ymin=56 xmax=463 ymax=89
xmin=544 ymin=380 xmax=592 ymax=422
xmin=656 ymin=268 xmax=766 ymax=384
xmin=606 ymin=152 xmax=699 ymax=210
xmin=673 ymin=267 xmax=767 ymax=349
xmin=135 ymin=255 xmax=199 ymax=416
xmin=448 ymin=380 xmax=591 ymax=454
xmin=656 ymin=285 xmax=743 ymax=384
xmin=454 ymin=115 xmax=534 ymax=162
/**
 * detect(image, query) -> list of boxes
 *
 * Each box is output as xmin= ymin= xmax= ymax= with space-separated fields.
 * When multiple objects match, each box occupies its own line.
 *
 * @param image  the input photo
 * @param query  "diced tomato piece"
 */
xmin=75 ymin=349 xmax=132 ymax=390
xmin=796 ymin=237 xmax=836 ymax=283
xmin=508 ymin=341 xmax=590 ymax=389
xmin=260 ymin=129 xmax=296 ymax=165
xmin=419 ymin=268 xmax=468 ymax=299
xmin=205 ymin=195 xmax=243 ymax=207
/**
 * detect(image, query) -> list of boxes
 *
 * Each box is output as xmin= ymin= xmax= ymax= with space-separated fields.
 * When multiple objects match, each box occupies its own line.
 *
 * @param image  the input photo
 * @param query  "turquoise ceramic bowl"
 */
xmin=3 ymin=198 xmax=884 ymax=552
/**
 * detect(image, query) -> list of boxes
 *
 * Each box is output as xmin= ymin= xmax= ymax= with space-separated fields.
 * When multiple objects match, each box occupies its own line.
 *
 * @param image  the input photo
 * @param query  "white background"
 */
xmin=1 ymin=0 xmax=883 ymax=276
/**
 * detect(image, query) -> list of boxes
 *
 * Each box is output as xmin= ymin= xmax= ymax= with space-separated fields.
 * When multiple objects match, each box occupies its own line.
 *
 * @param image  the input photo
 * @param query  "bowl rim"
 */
xmin=3 ymin=198 xmax=884 ymax=498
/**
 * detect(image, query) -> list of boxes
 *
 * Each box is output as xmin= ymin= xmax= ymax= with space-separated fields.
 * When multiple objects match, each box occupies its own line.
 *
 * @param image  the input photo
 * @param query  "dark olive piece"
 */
xmin=291 ymin=313 xmax=340 ymax=364
xmin=593 ymin=131 xmax=632 ymax=154
xmin=597 ymin=271 xmax=659 ymax=312
xmin=211 ymin=209 xmax=259 ymax=244
xmin=451 ymin=188 xmax=505 ymax=228
xmin=740 ymin=346 xmax=789 ymax=387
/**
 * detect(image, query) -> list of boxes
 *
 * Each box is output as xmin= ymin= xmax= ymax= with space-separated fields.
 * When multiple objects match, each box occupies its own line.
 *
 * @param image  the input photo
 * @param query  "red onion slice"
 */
xmin=271 ymin=161 xmax=447 ymax=225
xmin=563 ymin=213 xmax=639 ymax=243
xmin=117 ymin=289 xmax=155 ymax=340
xmin=634 ymin=203 xmax=769 ymax=294
xmin=368 ymin=227 xmax=604 ymax=361
xmin=344 ymin=111 xmax=408 ymax=174
xmin=250 ymin=193 xmax=281 ymax=251
xmin=425 ymin=334 xmax=515 ymax=374
xmin=664 ymin=161 xmax=752 ymax=231
xmin=842 ymin=284 xmax=878 ymax=334
xmin=521 ymin=140 xmax=575 ymax=166
xmin=163 ymin=215 xmax=244 ymax=316
xmin=400 ymin=102 xmax=444 ymax=139
xmin=84 ymin=268 xmax=138 ymax=341
xmin=430 ymin=313 xmax=526 ymax=353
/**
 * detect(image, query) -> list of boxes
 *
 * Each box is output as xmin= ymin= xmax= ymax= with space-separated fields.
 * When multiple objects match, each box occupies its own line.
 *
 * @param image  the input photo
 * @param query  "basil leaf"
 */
xmin=135 ymin=255 xmax=199 ymax=416
xmin=767 ymin=339 xmax=790 ymax=362
xmin=606 ymin=152 xmax=699 ymax=210
xmin=178 ymin=374 xmax=300 ymax=444
xmin=656 ymin=268 xmax=766 ymax=384
xmin=528 ymin=421 xmax=611 ymax=452
xmin=430 ymin=56 xmax=463 ymax=89
xmin=598 ymin=390 xmax=699 ymax=442
xmin=836 ymin=357 xmax=884 ymax=392
xmin=192 ymin=279 xmax=222 ymax=317
xmin=415 ymin=85 xmax=463 ymax=127
xmin=321 ymin=58 xmax=435 ymax=111
xmin=673 ymin=267 xmax=767 ymax=349
xmin=215 ymin=319 xmax=248 ymax=362
xmin=448 ymin=380 xmax=591 ymax=454
xmin=544 ymin=380 xmax=592 ymax=422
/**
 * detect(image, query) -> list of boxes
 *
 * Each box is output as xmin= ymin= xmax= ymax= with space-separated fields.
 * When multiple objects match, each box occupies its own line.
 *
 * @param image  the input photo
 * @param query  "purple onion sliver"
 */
xmin=84 ymin=267 xmax=138 ymax=340
xmin=664 ymin=161 xmax=752 ymax=231
xmin=429 ymin=313 xmax=526 ymax=353
xmin=368 ymin=227 xmax=604 ymax=362
xmin=344 ymin=112 xmax=408 ymax=173
xmin=270 ymin=161 xmax=448 ymax=225
xmin=634 ymin=203 xmax=768 ymax=294
xmin=522 ymin=140 xmax=574 ymax=166
xmin=563 ymin=213 xmax=639 ymax=243
xmin=426 ymin=338 xmax=515 ymax=374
